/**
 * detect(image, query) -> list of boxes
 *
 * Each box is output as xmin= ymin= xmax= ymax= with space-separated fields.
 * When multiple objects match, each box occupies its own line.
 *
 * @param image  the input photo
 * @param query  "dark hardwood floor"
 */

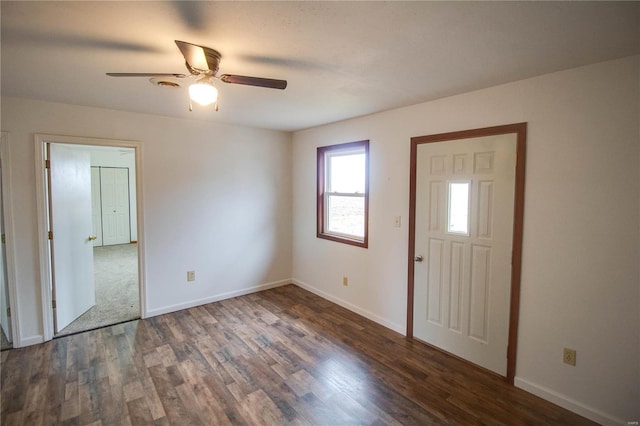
xmin=1 ymin=284 xmax=593 ymax=425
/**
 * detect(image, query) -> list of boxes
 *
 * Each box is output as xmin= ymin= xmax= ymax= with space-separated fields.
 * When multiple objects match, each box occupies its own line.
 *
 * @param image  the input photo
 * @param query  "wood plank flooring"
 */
xmin=1 ymin=284 xmax=594 ymax=425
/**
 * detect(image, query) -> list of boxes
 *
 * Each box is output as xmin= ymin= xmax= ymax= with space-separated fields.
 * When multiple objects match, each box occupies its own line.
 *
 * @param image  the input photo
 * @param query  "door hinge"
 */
xmin=1 ymin=234 xmax=5 ymax=244
xmin=6 ymin=307 xmax=10 ymax=317
xmin=45 ymin=159 xmax=50 ymax=169
xmin=48 ymin=231 xmax=53 ymax=240
xmin=52 ymin=300 xmax=56 ymax=309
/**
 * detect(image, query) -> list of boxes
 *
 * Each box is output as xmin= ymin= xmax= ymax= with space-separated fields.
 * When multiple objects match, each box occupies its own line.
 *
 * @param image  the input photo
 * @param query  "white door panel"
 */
xmin=49 ymin=144 xmax=95 ymax=332
xmin=414 ymin=134 xmax=516 ymax=376
xmin=114 ymin=169 xmax=131 ymax=243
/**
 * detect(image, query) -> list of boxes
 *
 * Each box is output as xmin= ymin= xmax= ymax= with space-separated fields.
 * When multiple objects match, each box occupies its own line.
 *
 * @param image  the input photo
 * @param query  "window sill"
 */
xmin=317 ymin=232 xmax=368 ymax=248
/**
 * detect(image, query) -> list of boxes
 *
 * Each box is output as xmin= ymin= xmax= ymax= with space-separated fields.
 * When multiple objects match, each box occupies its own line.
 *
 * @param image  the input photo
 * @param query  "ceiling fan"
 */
xmin=107 ymin=40 xmax=287 ymax=111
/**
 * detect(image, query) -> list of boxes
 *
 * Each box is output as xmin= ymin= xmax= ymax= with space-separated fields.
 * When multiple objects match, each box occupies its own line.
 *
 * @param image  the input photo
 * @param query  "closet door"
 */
xmin=101 ymin=167 xmax=131 ymax=246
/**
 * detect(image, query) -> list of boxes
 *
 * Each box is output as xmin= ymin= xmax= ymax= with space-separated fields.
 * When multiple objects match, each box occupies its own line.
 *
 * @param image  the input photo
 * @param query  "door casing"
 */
xmin=34 ymin=134 xmax=146 ymax=342
xmin=407 ymin=123 xmax=527 ymax=384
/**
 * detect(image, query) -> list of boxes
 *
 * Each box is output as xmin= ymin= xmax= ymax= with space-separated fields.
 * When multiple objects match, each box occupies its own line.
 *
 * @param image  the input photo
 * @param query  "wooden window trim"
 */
xmin=317 ymin=140 xmax=369 ymax=248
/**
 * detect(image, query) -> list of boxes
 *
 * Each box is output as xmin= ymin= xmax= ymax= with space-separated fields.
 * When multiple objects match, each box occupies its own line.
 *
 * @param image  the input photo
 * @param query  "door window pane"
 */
xmin=448 ymin=182 xmax=470 ymax=235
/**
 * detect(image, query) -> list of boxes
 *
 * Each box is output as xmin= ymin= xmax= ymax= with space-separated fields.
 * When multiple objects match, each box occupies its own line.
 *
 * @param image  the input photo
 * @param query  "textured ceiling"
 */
xmin=2 ymin=1 xmax=638 ymax=131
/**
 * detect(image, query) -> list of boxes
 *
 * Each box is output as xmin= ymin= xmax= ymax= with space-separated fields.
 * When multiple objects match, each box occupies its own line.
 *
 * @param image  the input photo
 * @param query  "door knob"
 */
xmin=414 ymin=255 xmax=424 ymax=262
xmin=88 ymin=235 xmax=97 ymax=241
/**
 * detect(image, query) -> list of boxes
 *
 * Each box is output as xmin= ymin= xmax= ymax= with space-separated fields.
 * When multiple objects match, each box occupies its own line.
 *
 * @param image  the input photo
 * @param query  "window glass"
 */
xmin=327 ymin=195 xmax=365 ymax=237
xmin=448 ymin=182 xmax=470 ymax=235
xmin=328 ymin=154 xmax=365 ymax=193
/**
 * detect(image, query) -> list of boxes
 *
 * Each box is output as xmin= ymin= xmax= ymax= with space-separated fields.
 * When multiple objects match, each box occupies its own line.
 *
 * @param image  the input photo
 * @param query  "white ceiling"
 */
xmin=2 ymin=1 xmax=638 ymax=132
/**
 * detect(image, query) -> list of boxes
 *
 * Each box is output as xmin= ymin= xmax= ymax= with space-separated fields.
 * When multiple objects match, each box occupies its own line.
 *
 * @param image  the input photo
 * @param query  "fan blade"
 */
xmin=220 ymin=74 xmax=287 ymax=90
xmin=106 ymin=73 xmax=187 ymax=78
xmin=175 ymin=40 xmax=220 ymax=74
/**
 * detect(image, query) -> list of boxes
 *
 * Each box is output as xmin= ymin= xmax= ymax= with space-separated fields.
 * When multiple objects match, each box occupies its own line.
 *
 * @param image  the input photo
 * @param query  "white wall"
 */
xmin=1 ymin=97 xmax=292 ymax=345
xmin=292 ymin=56 xmax=639 ymax=424
xmin=89 ymin=147 xmax=138 ymax=241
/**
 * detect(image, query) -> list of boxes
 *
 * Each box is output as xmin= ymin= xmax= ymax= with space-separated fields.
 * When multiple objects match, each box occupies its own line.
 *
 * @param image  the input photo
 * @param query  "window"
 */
xmin=447 ymin=181 xmax=470 ymax=235
xmin=317 ymin=140 xmax=369 ymax=248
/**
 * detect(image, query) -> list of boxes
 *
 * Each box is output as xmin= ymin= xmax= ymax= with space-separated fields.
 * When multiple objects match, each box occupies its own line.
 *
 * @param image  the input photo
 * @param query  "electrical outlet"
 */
xmin=187 ymin=271 xmax=196 ymax=282
xmin=563 ymin=348 xmax=576 ymax=366
xmin=343 ymin=276 xmax=348 ymax=286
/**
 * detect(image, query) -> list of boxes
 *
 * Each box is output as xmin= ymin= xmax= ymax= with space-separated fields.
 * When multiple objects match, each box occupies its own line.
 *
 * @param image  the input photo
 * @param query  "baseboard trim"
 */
xmin=17 ymin=334 xmax=44 ymax=348
xmin=514 ymin=377 xmax=623 ymax=426
xmin=146 ymin=279 xmax=291 ymax=318
xmin=291 ymin=278 xmax=404 ymax=334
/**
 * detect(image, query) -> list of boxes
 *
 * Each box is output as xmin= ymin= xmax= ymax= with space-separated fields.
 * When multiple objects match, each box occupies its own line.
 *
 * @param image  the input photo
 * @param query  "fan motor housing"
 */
xmin=149 ymin=77 xmax=182 ymax=88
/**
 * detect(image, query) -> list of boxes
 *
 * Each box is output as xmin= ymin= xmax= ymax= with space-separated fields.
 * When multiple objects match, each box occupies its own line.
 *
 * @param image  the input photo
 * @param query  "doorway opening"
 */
xmin=407 ymin=123 xmax=526 ymax=384
xmin=57 ymin=150 xmax=139 ymax=336
xmin=35 ymin=135 xmax=145 ymax=341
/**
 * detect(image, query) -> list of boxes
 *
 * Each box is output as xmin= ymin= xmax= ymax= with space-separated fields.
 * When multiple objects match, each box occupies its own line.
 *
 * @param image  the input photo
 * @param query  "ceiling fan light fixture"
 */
xmin=189 ymin=80 xmax=218 ymax=106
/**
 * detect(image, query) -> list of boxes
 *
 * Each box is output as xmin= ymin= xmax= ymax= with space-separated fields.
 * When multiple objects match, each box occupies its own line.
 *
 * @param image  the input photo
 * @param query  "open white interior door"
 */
xmin=49 ymin=144 xmax=96 ymax=333
xmin=0 ymin=157 xmax=12 ymax=344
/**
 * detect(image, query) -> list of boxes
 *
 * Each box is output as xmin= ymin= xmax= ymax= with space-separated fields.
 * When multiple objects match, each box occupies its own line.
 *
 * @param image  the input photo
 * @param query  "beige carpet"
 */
xmin=57 ymin=243 xmax=139 ymax=336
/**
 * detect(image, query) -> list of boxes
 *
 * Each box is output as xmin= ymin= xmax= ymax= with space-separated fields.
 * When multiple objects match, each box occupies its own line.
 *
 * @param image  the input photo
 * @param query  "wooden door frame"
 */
xmin=407 ymin=123 xmax=527 ymax=384
xmin=34 ymin=134 xmax=146 ymax=342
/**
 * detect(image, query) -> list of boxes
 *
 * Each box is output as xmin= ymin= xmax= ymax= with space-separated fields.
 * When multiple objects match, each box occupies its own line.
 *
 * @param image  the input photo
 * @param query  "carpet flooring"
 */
xmin=57 ymin=243 xmax=139 ymax=336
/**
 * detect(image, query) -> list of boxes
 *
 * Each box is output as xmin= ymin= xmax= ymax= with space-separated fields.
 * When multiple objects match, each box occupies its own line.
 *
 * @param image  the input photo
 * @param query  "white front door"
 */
xmin=49 ymin=144 xmax=96 ymax=333
xmin=101 ymin=167 xmax=131 ymax=246
xmin=413 ymin=133 xmax=517 ymax=376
